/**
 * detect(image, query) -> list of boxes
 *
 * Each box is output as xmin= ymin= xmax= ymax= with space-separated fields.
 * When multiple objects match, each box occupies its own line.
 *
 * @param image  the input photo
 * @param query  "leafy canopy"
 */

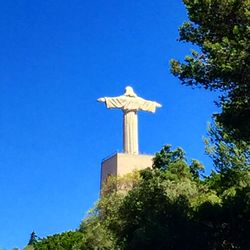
xmin=27 ymin=141 xmax=250 ymax=249
xmin=171 ymin=0 xmax=250 ymax=142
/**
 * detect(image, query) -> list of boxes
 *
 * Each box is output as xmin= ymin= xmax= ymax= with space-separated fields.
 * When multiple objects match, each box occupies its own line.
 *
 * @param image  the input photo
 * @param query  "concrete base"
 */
xmin=101 ymin=153 xmax=153 ymax=188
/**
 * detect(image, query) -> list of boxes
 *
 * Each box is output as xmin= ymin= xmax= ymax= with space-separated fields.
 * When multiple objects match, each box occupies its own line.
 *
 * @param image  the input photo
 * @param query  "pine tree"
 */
xmin=28 ymin=231 xmax=38 ymax=246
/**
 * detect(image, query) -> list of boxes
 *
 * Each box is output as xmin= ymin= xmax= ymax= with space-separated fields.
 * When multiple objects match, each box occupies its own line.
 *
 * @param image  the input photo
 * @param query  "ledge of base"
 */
xmin=101 ymin=152 xmax=154 ymax=188
xmin=102 ymin=152 xmax=154 ymax=163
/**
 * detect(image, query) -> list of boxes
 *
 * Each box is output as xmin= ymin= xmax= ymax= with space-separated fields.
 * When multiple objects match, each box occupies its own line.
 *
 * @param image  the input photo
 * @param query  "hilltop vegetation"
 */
xmin=25 ymin=124 xmax=250 ymax=249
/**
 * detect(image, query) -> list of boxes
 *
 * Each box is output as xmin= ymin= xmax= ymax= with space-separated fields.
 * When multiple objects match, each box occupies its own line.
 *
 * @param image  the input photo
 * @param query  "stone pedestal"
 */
xmin=101 ymin=153 xmax=153 ymax=188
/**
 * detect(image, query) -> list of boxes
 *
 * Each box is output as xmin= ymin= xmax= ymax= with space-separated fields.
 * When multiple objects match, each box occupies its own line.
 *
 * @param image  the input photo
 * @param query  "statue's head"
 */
xmin=124 ymin=86 xmax=137 ymax=97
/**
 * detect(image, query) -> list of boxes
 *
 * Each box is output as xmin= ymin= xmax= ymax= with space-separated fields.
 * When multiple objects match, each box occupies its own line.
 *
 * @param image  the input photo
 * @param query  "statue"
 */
xmin=98 ymin=86 xmax=162 ymax=155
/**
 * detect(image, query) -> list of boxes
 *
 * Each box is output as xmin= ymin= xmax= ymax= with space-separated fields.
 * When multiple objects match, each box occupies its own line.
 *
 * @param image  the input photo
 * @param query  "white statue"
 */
xmin=98 ymin=86 xmax=162 ymax=155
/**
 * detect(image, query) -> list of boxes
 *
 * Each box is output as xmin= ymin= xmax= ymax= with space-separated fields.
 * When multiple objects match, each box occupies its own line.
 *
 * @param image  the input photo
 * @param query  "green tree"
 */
xmin=171 ymin=0 xmax=250 ymax=142
xmin=115 ymin=169 xmax=196 ymax=250
xmin=76 ymin=216 xmax=117 ymax=250
xmin=27 ymin=231 xmax=38 ymax=246
xmin=97 ymin=146 xmax=213 ymax=250
xmin=30 ymin=140 xmax=249 ymax=249
xmin=153 ymin=144 xmax=205 ymax=181
xmin=34 ymin=231 xmax=83 ymax=250
xmin=99 ymin=144 xmax=249 ymax=249
xmin=204 ymin=121 xmax=250 ymax=195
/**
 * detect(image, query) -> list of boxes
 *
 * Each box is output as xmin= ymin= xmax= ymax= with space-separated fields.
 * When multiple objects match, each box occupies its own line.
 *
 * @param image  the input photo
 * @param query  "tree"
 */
xmin=97 ymin=146 xmax=215 ymax=250
xmin=98 ymin=145 xmax=249 ymax=249
xmin=77 ymin=216 xmax=117 ymax=250
xmin=28 ymin=143 xmax=249 ymax=249
xmin=28 ymin=231 xmax=38 ymax=246
xmin=34 ymin=231 xmax=83 ymax=250
xmin=153 ymin=144 xmax=204 ymax=181
xmin=171 ymin=0 xmax=250 ymax=142
xmin=115 ymin=168 xmax=196 ymax=250
xmin=204 ymin=121 xmax=250 ymax=195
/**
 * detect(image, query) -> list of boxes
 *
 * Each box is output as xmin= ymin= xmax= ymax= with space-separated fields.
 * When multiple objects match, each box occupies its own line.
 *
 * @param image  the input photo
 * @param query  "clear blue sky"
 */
xmin=0 ymin=1 xmax=219 ymax=249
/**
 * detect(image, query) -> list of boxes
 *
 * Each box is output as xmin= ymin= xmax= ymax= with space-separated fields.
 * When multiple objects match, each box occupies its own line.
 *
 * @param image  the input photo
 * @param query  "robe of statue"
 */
xmin=98 ymin=86 xmax=161 ymax=155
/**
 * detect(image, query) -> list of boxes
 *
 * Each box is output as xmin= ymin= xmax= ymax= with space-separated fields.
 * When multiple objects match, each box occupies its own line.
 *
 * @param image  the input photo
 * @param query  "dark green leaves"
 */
xmin=171 ymin=0 xmax=250 ymax=142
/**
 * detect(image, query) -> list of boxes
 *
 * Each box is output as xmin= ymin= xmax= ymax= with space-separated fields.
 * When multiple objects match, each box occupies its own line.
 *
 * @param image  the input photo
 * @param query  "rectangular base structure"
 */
xmin=101 ymin=153 xmax=153 ymax=189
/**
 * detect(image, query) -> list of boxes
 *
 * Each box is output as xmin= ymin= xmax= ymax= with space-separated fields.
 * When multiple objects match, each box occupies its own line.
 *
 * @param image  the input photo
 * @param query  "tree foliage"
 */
xmin=108 ymin=145 xmax=249 ymax=249
xmin=204 ymin=121 xmax=250 ymax=196
xmin=33 ymin=231 xmax=83 ymax=250
xmin=76 ymin=215 xmax=117 ymax=250
xmin=28 ymin=231 xmax=38 ymax=246
xmin=28 ymin=141 xmax=250 ymax=250
xmin=171 ymin=0 xmax=250 ymax=142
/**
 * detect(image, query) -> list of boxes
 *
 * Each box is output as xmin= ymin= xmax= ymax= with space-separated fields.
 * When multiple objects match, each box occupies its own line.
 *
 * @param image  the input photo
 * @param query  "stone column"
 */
xmin=123 ymin=110 xmax=138 ymax=154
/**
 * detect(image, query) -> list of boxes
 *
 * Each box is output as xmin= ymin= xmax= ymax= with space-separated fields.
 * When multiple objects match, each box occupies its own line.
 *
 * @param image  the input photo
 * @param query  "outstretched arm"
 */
xmin=138 ymin=99 xmax=162 ymax=113
xmin=97 ymin=96 xmax=126 ymax=109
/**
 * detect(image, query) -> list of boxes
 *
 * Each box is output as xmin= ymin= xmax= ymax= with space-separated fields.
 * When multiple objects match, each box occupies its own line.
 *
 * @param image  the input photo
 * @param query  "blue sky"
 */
xmin=0 ymin=1 xmax=219 ymax=249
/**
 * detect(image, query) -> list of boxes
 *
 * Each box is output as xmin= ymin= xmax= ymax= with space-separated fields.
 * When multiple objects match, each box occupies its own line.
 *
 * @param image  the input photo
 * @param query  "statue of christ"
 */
xmin=98 ymin=86 xmax=162 ymax=155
